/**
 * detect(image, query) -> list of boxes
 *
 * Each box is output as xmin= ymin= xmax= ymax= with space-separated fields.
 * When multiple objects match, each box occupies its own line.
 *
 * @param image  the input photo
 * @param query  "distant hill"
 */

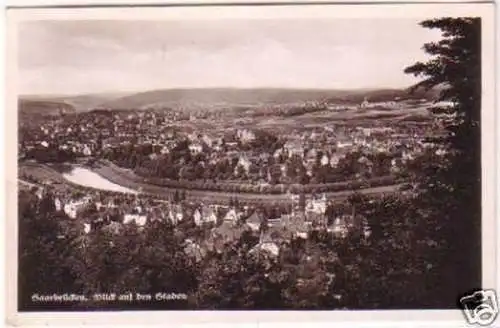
xmin=18 ymin=99 xmax=76 ymax=117
xmin=102 ymin=87 xmax=442 ymax=110
xmin=19 ymin=87 xmax=443 ymax=113
xmin=20 ymin=92 xmax=130 ymax=112
xmin=101 ymin=88 xmax=337 ymax=110
xmin=54 ymin=93 xmax=128 ymax=111
xmin=325 ymin=87 xmax=442 ymax=104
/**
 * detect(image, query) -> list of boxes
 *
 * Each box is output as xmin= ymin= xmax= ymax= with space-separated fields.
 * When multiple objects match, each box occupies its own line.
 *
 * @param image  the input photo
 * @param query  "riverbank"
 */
xmin=19 ymin=161 xmax=402 ymax=205
xmin=93 ymin=162 xmax=401 ymax=205
xmin=62 ymin=167 xmax=138 ymax=194
xmin=100 ymin=159 xmax=400 ymax=194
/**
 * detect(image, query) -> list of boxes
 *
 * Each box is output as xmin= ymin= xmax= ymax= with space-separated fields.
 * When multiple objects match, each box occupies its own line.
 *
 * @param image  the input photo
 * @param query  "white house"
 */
xmin=305 ymin=149 xmax=318 ymax=164
xmin=245 ymin=212 xmax=262 ymax=232
xmin=310 ymin=130 xmax=320 ymax=140
xmin=296 ymin=231 xmax=308 ymax=239
xmin=223 ymin=208 xmax=239 ymax=222
xmin=189 ymin=143 xmax=203 ymax=155
xmin=194 ymin=206 xmax=218 ymax=226
xmin=251 ymin=232 xmax=280 ymax=257
xmin=54 ymin=197 xmax=63 ymax=211
xmin=123 ymin=214 xmax=147 ymax=226
xmin=235 ymin=156 xmax=252 ymax=174
xmin=358 ymin=156 xmax=373 ymax=166
xmin=435 ymin=148 xmax=447 ymax=157
xmin=432 ymin=100 xmax=456 ymax=108
xmin=193 ymin=209 xmax=202 ymax=226
xmin=305 ymin=194 xmax=327 ymax=215
xmin=102 ymin=221 xmax=123 ymax=235
xmin=202 ymin=135 xmax=213 ymax=147
xmin=203 ymin=207 xmax=218 ymax=224
xmin=320 ymin=154 xmax=330 ymax=166
xmin=391 ymin=158 xmax=401 ymax=170
xmin=329 ymin=154 xmax=341 ymax=167
xmin=337 ymin=140 xmax=353 ymax=149
xmin=250 ymin=240 xmax=280 ymax=257
xmin=83 ymin=223 xmax=91 ymax=234
xmin=284 ymin=142 xmax=304 ymax=158
xmin=63 ymin=204 xmax=78 ymax=219
xmin=187 ymin=132 xmax=199 ymax=142
xmin=237 ymin=129 xmax=256 ymax=143
xmin=64 ymin=199 xmax=88 ymax=219
xmin=83 ymin=145 xmax=92 ymax=156
xmin=34 ymin=188 xmax=44 ymax=200
xmin=328 ymin=216 xmax=350 ymax=238
xmin=168 ymin=206 xmax=184 ymax=224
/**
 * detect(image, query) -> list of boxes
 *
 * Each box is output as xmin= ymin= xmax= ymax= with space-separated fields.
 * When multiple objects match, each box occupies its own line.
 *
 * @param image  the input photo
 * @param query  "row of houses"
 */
xmin=35 ymin=181 xmax=356 ymax=247
xmin=184 ymin=210 xmax=367 ymax=260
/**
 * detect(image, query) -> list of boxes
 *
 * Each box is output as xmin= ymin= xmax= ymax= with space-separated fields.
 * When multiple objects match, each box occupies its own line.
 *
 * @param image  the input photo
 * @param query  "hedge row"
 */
xmin=100 ymin=160 xmax=398 ymax=195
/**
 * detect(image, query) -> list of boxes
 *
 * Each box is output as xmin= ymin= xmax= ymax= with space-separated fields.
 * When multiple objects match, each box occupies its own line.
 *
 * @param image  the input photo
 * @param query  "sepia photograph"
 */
xmin=5 ymin=3 xmax=497 ymax=326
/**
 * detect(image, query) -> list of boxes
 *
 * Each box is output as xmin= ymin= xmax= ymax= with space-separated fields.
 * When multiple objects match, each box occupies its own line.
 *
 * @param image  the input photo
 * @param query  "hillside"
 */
xmin=102 ymin=87 xmax=441 ymax=110
xmin=325 ymin=87 xmax=441 ymax=104
xmin=20 ymin=92 xmax=129 ymax=112
xmin=54 ymin=94 xmax=126 ymax=111
xmin=19 ymin=87 xmax=443 ymax=113
xmin=18 ymin=99 xmax=76 ymax=117
xmin=102 ymin=88 xmax=335 ymax=110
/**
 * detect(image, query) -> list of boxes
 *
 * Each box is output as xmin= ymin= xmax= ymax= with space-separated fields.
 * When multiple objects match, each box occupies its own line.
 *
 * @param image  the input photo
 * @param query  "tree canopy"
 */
xmin=404 ymin=17 xmax=482 ymax=306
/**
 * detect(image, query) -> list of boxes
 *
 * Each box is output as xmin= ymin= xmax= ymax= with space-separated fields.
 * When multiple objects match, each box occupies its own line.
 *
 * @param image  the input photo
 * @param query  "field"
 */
xmin=257 ymin=106 xmax=430 ymax=129
xmin=18 ymin=162 xmax=68 ymax=184
xmin=179 ymin=104 xmax=432 ymax=136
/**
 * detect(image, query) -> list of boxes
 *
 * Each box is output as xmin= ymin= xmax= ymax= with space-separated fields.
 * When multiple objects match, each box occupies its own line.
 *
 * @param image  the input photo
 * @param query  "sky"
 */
xmin=18 ymin=19 xmax=443 ymax=95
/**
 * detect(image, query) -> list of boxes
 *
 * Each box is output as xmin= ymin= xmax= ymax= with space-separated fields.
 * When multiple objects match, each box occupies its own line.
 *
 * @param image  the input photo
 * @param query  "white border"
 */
xmin=4 ymin=3 xmax=497 ymax=327
xmin=5 ymin=0 xmax=489 ymax=7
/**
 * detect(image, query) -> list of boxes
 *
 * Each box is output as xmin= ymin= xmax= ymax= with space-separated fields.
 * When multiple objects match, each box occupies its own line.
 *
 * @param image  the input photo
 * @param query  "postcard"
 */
xmin=5 ymin=2 xmax=497 ymax=326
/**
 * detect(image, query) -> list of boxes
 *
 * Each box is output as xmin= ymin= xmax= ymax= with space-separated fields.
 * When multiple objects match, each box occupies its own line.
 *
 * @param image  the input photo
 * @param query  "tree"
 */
xmin=194 ymin=238 xmax=290 ymax=309
xmin=18 ymin=191 xmax=82 ymax=310
xmin=404 ymin=18 xmax=481 ymax=306
xmin=351 ymin=195 xmax=431 ymax=308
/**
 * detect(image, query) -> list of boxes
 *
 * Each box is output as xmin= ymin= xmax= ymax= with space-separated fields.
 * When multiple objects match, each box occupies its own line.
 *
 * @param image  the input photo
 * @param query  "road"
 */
xmin=93 ymin=164 xmax=402 ymax=205
xmin=18 ymin=179 xmax=39 ymax=189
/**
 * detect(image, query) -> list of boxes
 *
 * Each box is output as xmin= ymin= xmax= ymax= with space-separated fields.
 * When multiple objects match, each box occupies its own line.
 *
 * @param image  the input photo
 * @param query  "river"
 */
xmin=62 ymin=167 xmax=138 ymax=194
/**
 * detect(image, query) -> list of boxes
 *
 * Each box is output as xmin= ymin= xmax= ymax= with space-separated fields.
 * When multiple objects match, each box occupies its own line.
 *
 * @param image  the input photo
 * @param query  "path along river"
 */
xmin=62 ymin=167 xmax=138 ymax=194
xmin=53 ymin=164 xmax=401 ymax=205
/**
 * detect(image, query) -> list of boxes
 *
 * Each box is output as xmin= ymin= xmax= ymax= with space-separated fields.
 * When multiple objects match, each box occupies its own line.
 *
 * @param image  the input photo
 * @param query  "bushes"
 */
xmin=101 ymin=160 xmax=399 ymax=195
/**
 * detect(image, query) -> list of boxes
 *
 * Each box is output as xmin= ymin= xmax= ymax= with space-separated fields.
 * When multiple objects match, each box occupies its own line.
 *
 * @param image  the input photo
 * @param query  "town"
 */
xmin=18 ymin=95 xmax=446 ymax=264
xmin=15 ymin=15 xmax=481 ymax=313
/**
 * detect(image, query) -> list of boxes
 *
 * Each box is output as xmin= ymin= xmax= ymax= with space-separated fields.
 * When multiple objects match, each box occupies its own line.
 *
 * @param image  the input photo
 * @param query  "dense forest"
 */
xmin=19 ymin=189 xmax=441 ymax=310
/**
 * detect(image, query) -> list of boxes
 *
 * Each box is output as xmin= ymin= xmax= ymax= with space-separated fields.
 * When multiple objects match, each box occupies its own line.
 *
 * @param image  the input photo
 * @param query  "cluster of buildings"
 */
xmin=20 ymin=97 xmax=437 ymax=188
xmin=19 ymin=98 xmax=443 ymax=260
xmin=31 ymin=179 xmax=367 ymax=259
